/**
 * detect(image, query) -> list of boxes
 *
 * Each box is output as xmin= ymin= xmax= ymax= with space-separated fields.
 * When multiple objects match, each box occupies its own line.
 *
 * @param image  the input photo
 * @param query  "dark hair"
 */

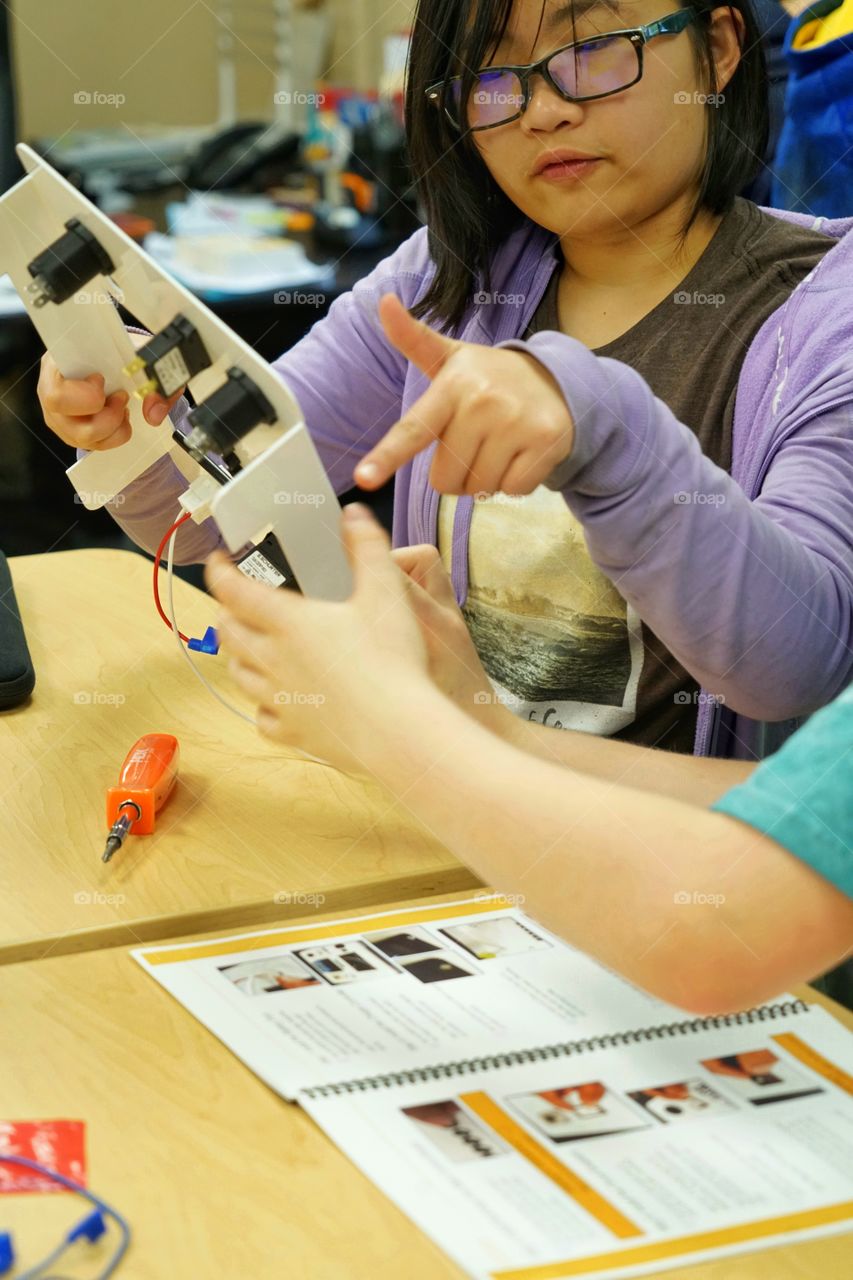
xmin=405 ymin=0 xmax=769 ymax=330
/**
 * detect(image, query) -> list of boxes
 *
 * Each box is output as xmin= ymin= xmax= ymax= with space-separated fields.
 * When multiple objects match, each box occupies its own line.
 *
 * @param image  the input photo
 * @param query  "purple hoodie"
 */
xmin=100 ymin=206 xmax=853 ymax=760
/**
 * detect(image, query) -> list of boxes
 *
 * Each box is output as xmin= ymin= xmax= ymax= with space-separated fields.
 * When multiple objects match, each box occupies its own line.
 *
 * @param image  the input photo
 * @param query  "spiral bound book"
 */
xmin=135 ymin=896 xmax=853 ymax=1279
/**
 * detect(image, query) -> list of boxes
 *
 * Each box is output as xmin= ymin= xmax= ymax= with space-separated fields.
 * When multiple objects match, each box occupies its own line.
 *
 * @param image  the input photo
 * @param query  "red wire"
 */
xmin=153 ymin=512 xmax=192 ymax=643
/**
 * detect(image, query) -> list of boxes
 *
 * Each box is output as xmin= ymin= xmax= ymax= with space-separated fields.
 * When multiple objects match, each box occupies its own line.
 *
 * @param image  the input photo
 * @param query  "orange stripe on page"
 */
xmin=773 ymin=1033 xmax=853 ymax=1096
xmin=491 ymin=1201 xmax=853 ymax=1279
xmin=141 ymin=896 xmax=515 ymax=965
xmin=459 ymin=1091 xmax=642 ymax=1240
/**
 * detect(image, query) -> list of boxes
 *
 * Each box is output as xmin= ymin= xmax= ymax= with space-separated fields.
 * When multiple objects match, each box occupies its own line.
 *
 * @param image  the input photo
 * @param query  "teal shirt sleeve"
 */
xmin=712 ymin=684 xmax=853 ymax=899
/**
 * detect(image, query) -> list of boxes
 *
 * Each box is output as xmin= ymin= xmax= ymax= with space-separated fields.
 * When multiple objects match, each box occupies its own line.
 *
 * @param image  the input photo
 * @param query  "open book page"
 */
xmin=302 ymin=1004 xmax=853 ymax=1280
xmin=133 ymin=896 xmax=693 ymax=1099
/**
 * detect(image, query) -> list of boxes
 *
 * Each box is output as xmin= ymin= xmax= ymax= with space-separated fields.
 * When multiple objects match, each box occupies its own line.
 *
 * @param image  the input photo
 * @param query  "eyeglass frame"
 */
xmin=426 ymin=7 xmax=699 ymax=132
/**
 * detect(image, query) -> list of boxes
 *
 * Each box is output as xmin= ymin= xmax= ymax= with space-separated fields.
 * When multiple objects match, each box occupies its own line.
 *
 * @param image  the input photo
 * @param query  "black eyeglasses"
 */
xmin=426 ymin=8 xmax=698 ymax=132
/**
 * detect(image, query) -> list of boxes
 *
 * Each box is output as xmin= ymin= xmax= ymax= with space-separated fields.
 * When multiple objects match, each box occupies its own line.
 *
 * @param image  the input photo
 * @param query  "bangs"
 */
xmin=447 ymin=0 xmax=549 ymax=82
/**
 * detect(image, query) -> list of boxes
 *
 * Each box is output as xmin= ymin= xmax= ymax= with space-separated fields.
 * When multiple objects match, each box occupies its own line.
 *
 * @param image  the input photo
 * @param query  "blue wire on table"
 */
xmin=0 ymin=1155 xmax=130 ymax=1279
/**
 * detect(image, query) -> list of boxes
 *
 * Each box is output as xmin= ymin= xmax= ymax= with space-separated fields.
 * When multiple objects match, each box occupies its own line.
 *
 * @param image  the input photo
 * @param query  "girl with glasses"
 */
xmin=40 ymin=0 xmax=853 ymax=766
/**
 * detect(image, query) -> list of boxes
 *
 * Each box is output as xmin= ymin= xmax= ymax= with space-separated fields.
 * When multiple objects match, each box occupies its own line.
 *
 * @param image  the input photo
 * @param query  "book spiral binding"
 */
xmin=302 ymin=998 xmax=810 ymax=1100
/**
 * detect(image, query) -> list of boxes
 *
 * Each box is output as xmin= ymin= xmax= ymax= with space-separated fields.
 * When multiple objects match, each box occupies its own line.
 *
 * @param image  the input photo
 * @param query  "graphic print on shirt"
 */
xmin=439 ymin=490 xmax=644 ymax=735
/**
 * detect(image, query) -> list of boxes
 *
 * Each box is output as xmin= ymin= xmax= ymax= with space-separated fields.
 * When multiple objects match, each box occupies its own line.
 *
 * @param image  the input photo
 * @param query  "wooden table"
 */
xmin=1 ymin=895 xmax=850 ymax=1280
xmin=0 ymin=550 xmax=479 ymax=964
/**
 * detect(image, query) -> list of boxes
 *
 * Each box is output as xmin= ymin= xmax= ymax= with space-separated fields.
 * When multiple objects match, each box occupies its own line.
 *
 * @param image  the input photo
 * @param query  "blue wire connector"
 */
xmin=68 ymin=1208 xmax=108 ymax=1244
xmin=0 ymin=1154 xmax=130 ymax=1278
xmin=187 ymin=625 xmax=219 ymax=655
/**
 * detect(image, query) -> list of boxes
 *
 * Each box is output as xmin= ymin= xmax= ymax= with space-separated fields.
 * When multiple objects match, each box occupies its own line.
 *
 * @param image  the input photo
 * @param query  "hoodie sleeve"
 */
xmin=83 ymin=230 xmax=431 ymax=564
xmin=499 ymin=330 xmax=853 ymax=721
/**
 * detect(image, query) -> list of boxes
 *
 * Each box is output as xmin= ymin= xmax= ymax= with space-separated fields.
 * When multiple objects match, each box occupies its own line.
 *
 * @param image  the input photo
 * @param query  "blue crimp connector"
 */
xmin=187 ymin=625 xmax=219 ymax=655
xmin=0 ymin=1231 xmax=14 ymax=1274
xmin=67 ymin=1208 xmax=107 ymax=1244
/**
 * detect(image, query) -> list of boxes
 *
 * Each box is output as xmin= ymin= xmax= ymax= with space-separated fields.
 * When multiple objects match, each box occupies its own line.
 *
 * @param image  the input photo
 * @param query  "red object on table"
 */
xmin=0 ymin=1121 xmax=86 ymax=1193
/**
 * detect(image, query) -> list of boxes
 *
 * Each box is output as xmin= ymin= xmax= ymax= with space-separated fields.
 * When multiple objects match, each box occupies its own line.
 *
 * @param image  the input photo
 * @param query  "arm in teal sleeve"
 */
xmin=713 ymin=685 xmax=853 ymax=899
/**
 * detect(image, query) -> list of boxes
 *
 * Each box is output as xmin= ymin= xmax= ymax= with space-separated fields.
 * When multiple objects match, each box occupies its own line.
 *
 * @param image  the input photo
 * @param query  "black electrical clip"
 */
xmin=185 ymin=367 xmax=277 ymax=460
xmin=26 ymin=218 xmax=116 ymax=307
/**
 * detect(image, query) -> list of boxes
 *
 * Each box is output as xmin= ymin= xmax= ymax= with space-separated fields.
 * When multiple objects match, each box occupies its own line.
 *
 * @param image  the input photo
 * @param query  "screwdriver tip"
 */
xmin=102 ymin=836 xmax=121 ymax=863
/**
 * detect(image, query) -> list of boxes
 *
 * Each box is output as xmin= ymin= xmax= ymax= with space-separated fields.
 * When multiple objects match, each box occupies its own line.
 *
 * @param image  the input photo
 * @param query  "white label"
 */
xmin=153 ymin=349 xmax=191 ymax=397
xmin=238 ymin=550 xmax=286 ymax=587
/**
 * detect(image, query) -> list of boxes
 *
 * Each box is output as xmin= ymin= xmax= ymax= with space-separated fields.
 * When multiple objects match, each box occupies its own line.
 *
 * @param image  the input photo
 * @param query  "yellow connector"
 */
xmin=123 ymin=355 xmax=145 ymax=375
xmin=132 ymin=377 xmax=159 ymax=400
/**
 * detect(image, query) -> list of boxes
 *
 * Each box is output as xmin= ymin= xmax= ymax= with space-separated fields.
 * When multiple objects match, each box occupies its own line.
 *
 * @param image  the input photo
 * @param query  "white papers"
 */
xmin=144 ymin=229 xmax=334 ymax=300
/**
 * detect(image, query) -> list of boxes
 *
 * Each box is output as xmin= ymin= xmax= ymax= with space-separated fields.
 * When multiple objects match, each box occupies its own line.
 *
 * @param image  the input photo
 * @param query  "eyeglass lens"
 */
xmin=451 ymin=35 xmax=640 ymax=128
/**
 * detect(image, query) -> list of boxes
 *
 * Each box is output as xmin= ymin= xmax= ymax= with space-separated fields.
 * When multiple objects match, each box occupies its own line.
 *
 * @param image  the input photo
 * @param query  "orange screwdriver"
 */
xmin=103 ymin=734 xmax=180 ymax=863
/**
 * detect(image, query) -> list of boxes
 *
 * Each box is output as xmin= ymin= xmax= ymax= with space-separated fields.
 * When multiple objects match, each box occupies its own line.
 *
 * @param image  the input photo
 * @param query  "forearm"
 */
xmin=365 ymin=686 xmax=852 ymax=1012
xmin=566 ymin=407 xmax=853 ymax=719
xmin=503 ymin=334 xmax=853 ymax=719
xmin=103 ymin=451 xmax=225 ymax=563
xmin=498 ymin=713 xmax=754 ymax=804
xmin=75 ymin=387 xmax=226 ymax=564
